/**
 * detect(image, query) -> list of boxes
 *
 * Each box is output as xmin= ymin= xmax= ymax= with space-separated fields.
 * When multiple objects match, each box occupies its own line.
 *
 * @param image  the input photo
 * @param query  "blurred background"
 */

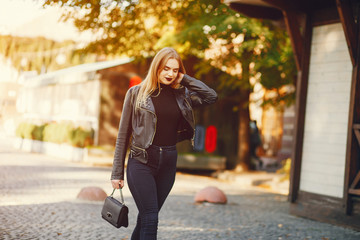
xmin=0 ymin=0 xmax=295 ymax=174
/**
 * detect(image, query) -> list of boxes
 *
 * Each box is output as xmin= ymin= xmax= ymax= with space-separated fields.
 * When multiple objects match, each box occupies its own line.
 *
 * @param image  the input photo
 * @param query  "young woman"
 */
xmin=110 ymin=47 xmax=217 ymax=240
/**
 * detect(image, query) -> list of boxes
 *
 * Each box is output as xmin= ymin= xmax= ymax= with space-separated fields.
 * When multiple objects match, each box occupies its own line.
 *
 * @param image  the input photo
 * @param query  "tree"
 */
xmin=171 ymin=1 xmax=292 ymax=170
xmin=41 ymin=0 xmax=296 ymax=170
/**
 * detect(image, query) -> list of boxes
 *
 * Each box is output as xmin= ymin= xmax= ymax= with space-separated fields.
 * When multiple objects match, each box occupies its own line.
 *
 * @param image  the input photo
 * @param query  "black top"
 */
xmin=151 ymin=84 xmax=181 ymax=146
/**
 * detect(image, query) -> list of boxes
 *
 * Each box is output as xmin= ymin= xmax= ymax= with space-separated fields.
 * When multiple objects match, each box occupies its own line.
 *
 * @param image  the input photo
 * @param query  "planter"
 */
xmin=13 ymin=138 xmax=88 ymax=162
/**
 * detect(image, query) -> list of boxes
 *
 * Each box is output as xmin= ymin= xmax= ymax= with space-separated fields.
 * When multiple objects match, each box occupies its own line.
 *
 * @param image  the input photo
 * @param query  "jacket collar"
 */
xmin=139 ymin=96 xmax=156 ymax=113
xmin=139 ymin=86 xmax=187 ymax=113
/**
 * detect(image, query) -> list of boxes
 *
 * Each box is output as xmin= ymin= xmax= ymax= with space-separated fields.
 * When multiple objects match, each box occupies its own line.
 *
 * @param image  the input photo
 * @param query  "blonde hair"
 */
xmin=135 ymin=47 xmax=186 ymax=108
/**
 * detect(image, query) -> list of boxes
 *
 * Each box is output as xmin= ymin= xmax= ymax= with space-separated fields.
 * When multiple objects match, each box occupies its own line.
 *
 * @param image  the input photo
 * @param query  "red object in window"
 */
xmin=129 ymin=76 xmax=142 ymax=88
xmin=205 ymin=125 xmax=217 ymax=153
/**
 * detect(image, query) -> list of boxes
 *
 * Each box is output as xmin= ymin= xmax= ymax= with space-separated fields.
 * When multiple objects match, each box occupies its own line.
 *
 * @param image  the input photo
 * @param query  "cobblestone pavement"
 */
xmin=1 ymin=137 xmax=360 ymax=239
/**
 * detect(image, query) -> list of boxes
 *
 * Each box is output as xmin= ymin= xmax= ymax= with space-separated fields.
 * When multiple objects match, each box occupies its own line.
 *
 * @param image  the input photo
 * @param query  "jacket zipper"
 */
xmin=184 ymin=98 xmax=196 ymax=146
xmin=132 ymin=145 xmax=145 ymax=151
xmin=131 ymin=144 xmax=147 ymax=159
xmin=139 ymin=106 xmax=157 ymax=145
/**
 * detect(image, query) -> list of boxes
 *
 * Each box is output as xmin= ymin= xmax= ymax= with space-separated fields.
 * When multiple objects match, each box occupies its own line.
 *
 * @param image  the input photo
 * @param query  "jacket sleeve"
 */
xmin=181 ymin=74 xmax=218 ymax=108
xmin=111 ymin=87 xmax=134 ymax=180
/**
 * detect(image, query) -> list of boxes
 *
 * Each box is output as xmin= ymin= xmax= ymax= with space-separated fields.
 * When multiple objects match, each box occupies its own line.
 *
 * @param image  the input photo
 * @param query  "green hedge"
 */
xmin=15 ymin=122 xmax=46 ymax=140
xmin=16 ymin=121 xmax=94 ymax=148
xmin=70 ymin=127 xmax=94 ymax=148
xmin=15 ymin=122 xmax=35 ymax=139
xmin=43 ymin=122 xmax=73 ymax=144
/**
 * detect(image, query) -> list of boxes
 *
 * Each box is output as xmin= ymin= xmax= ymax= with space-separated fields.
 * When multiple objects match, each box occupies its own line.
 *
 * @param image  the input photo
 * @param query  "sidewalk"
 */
xmin=1 ymin=135 xmax=360 ymax=239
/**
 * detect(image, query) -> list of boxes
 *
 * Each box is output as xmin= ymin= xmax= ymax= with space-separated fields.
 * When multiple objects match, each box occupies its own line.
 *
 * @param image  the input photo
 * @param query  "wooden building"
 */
xmin=226 ymin=0 xmax=360 ymax=230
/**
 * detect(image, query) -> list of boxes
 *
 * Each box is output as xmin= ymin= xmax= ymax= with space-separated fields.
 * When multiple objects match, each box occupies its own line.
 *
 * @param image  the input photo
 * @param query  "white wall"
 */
xmin=17 ymin=79 xmax=101 ymax=125
xmin=300 ymin=23 xmax=353 ymax=198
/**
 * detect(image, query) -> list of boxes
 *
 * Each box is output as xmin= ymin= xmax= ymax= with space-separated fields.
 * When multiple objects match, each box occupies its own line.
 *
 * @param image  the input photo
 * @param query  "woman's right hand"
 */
xmin=111 ymin=179 xmax=124 ymax=189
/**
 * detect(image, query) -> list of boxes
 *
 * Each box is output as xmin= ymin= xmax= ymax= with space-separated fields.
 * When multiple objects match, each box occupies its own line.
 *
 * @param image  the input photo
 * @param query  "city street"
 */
xmin=1 ymin=134 xmax=360 ymax=240
xmin=2 ymin=0 xmax=360 ymax=238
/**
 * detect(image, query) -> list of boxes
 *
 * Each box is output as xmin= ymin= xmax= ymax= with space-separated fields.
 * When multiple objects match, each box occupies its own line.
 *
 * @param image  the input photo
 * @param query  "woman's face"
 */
xmin=158 ymin=58 xmax=179 ymax=85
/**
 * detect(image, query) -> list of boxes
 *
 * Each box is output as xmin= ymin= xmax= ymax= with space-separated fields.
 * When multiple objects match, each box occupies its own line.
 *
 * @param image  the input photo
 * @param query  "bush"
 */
xmin=43 ymin=122 xmax=73 ymax=144
xmin=16 ymin=121 xmax=94 ymax=147
xmin=15 ymin=122 xmax=46 ymax=140
xmin=70 ymin=127 xmax=94 ymax=148
xmin=16 ymin=122 xmax=33 ymax=139
xmin=32 ymin=124 xmax=47 ymax=141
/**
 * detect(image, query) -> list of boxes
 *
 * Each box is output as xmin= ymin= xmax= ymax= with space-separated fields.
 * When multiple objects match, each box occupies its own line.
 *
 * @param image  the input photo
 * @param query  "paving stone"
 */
xmin=1 ymin=134 xmax=360 ymax=239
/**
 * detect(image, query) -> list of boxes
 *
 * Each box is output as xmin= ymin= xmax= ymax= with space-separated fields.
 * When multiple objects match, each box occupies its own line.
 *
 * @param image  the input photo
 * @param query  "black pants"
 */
xmin=126 ymin=145 xmax=177 ymax=240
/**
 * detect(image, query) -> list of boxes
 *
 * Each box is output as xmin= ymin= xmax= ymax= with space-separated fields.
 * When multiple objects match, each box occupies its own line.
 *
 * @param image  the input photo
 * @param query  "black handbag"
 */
xmin=101 ymin=188 xmax=129 ymax=228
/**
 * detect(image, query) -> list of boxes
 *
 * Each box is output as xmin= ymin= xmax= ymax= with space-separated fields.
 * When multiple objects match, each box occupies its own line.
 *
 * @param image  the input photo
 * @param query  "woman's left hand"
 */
xmin=176 ymin=72 xmax=184 ymax=84
xmin=111 ymin=179 xmax=124 ymax=189
xmin=171 ymin=72 xmax=184 ymax=88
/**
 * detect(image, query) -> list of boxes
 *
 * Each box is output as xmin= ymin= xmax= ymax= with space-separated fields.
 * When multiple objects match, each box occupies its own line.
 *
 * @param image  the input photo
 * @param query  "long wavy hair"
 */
xmin=135 ymin=47 xmax=186 ymax=108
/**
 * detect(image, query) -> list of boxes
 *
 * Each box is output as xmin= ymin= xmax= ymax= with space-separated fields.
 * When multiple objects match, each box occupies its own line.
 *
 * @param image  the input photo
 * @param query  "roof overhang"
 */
xmin=224 ymin=0 xmax=336 ymax=20
xmin=224 ymin=0 xmax=283 ymax=20
xmin=24 ymin=58 xmax=134 ymax=88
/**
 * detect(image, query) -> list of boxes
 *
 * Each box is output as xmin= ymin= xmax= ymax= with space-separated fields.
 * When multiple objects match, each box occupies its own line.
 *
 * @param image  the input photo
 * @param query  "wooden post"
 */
xmin=336 ymin=0 xmax=357 ymax=66
xmin=282 ymin=10 xmax=303 ymax=71
xmin=343 ymin=2 xmax=360 ymax=215
xmin=288 ymin=13 xmax=312 ymax=203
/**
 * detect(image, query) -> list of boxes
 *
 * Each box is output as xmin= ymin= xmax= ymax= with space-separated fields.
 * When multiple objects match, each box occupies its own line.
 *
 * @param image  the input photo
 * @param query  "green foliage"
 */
xmin=43 ymin=122 xmax=73 ymax=144
xmin=172 ymin=1 xmax=296 ymax=107
xmin=16 ymin=122 xmax=36 ymax=139
xmin=41 ymin=0 xmax=295 ymax=104
xmin=69 ymin=127 xmax=94 ymax=148
xmin=39 ymin=0 xmax=296 ymax=108
xmin=15 ymin=122 xmax=47 ymax=140
xmin=16 ymin=121 xmax=94 ymax=148
xmin=254 ymin=26 xmax=297 ymax=108
xmin=32 ymin=124 xmax=47 ymax=141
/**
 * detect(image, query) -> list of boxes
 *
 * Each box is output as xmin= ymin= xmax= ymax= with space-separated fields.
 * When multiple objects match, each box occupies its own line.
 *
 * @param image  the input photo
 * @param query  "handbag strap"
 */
xmin=110 ymin=188 xmax=125 ymax=204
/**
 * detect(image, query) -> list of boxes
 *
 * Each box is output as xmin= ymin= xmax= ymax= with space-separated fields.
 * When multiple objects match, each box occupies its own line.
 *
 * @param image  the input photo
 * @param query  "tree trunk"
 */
xmin=235 ymin=90 xmax=251 ymax=172
xmin=235 ymin=58 xmax=251 ymax=172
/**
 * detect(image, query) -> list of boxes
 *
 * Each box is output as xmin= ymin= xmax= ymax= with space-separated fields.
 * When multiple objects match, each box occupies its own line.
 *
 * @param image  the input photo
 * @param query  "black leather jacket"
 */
xmin=111 ymin=74 xmax=217 ymax=180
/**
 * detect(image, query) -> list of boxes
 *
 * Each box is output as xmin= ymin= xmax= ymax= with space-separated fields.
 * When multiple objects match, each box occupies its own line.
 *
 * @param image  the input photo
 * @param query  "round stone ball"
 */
xmin=194 ymin=186 xmax=227 ymax=204
xmin=77 ymin=186 xmax=107 ymax=201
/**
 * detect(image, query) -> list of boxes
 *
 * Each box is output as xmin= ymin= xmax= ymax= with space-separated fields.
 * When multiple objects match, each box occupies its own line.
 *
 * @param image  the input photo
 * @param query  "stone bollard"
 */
xmin=77 ymin=186 xmax=107 ymax=201
xmin=194 ymin=186 xmax=227 ymax=204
